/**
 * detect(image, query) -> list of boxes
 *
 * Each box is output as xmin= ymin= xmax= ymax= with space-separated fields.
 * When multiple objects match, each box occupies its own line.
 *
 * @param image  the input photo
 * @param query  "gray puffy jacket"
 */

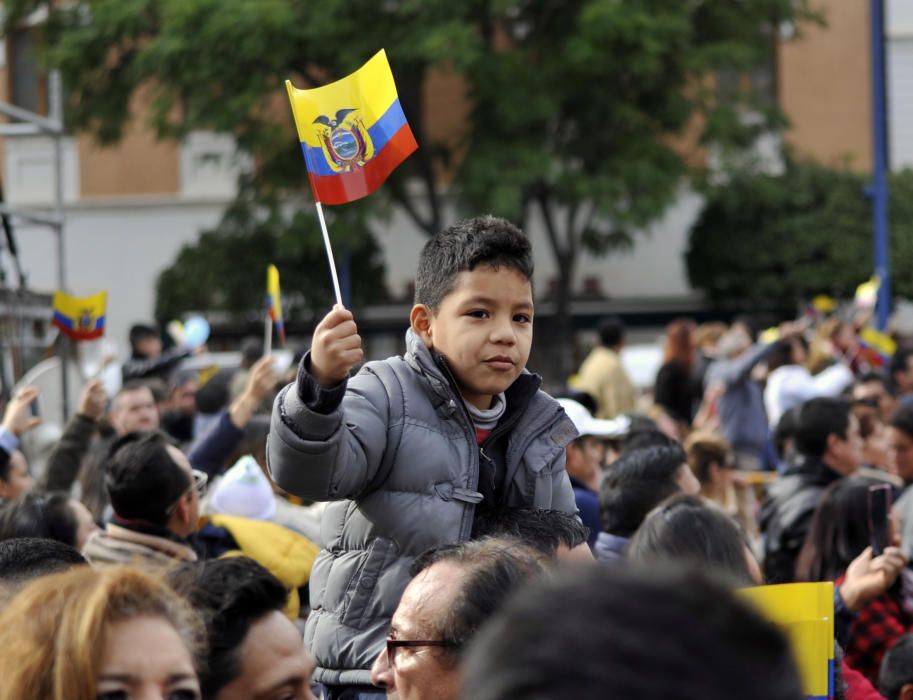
xmin=267 ymin=330 xmax=578 ymax=685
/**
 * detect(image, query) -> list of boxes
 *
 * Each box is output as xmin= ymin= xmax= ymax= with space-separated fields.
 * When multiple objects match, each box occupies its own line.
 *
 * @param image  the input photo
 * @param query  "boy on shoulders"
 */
xmin=268 ymin=216 xmax=578 ymax=693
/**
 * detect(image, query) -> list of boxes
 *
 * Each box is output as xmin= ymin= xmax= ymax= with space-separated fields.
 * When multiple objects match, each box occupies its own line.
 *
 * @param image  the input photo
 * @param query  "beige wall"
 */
xmin=78 ymin=89 xmax=179 ymax=198
xmin=778 ymin=0 xmax=872 ymax=170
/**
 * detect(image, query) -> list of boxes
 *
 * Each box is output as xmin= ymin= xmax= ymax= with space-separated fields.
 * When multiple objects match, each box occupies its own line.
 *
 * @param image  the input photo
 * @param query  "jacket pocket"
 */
xmin=338 ymin=536 xmax=396 ymax=628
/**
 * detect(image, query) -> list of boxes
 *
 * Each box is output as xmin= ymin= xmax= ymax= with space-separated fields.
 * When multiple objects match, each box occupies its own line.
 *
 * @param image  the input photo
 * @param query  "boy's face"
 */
xmin=411 ymin=265 xmax=533 ymax=410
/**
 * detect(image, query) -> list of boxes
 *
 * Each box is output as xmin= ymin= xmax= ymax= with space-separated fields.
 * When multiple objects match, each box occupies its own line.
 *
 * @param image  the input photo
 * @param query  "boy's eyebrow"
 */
xmin=461 ymin=295 xmax=534 ymax=310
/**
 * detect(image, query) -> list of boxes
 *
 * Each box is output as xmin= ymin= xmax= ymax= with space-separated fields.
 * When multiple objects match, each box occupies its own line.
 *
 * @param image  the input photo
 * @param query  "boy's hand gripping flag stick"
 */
xmin=286 ymin=49 xmax=418 ymax=307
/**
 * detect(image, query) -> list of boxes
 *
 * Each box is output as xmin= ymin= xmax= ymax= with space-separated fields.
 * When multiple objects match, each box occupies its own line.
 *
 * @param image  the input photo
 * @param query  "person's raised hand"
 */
xmin=310 ymin=305 xmax=363 ymax=388
xmin=244 ymin=355 xmax=279 ymax=405
xmin=777 ymin=320 xmax=806 ymax=340
xmin=2 ymin=386 xmax=41 ymax=436
xmin=77 ymin=379 xmax=107 ymax=421
xmin=840 ymin=546 xmax=907 ymax=612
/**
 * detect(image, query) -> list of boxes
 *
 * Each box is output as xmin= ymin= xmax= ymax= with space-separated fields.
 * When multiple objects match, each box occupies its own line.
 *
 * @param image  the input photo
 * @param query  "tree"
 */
xmin=154 ymin=190 xmax=388 ymax=325
xmin=687 ymin=163 xmax=913 ymax=306
xmin=454 ymin=1 xmax=816 ymax=374
xmin=6 ymin=0 xmax=818 ymax=372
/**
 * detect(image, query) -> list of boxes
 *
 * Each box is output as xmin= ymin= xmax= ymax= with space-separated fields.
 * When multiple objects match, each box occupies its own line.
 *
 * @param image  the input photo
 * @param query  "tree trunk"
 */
xmin=535 ymin=188 xmax=577 ymax=386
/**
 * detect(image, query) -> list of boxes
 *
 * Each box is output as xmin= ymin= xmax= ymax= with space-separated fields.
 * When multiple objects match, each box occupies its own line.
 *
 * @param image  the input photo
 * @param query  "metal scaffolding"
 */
xmin=0 ymin=70 xmax=70 ymax=419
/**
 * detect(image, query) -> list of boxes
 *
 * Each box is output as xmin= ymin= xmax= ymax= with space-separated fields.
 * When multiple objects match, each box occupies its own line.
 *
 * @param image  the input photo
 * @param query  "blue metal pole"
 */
xmin=871 ymin=0 xmax=891 ymax=330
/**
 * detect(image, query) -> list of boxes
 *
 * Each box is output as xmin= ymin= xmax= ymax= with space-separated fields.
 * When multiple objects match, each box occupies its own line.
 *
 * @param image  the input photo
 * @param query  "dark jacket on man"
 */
xmin=760 ymin=454 xmax=843 ymax=584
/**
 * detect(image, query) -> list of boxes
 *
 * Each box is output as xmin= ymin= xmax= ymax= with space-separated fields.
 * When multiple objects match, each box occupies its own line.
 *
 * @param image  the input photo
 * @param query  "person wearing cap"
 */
xmin=557 ymin=398 xmax=629 ymax=549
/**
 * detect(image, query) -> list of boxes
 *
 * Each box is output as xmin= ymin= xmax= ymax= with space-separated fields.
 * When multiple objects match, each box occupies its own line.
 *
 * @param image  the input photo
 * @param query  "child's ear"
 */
xmin=410 ymin=304 xmax=434 ymax=347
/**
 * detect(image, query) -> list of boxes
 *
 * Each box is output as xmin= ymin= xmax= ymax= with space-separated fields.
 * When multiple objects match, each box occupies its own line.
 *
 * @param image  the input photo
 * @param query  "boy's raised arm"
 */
xmin=268 ymin=306 xmax=389 ymax=501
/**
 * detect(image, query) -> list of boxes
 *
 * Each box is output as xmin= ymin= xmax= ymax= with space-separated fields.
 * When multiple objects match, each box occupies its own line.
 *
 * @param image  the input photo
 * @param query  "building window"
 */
xmin=7 ymin=29 xmax=47 ymax=116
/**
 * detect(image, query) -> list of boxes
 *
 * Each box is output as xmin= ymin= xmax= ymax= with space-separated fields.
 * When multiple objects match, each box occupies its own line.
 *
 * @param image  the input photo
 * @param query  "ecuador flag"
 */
xmin=266 ymin=264 xmax=285 ymax=346
xmin=286 ymin=49 xmax=418 ymax=205
xmin=52 ymin=290 xmax=107 ymax=341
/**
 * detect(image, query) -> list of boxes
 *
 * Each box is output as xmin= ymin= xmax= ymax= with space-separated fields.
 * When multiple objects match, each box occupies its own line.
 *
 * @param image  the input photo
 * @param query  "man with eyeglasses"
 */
xmin=83 ymin=430 xmax=207 ymax=568
xmin=366 ymin=538 xmax=543 ymax=700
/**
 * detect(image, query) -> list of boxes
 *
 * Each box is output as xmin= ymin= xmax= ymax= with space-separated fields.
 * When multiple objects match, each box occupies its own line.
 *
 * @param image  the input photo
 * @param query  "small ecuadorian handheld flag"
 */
xmin=859 ymin=326 xmax=896 ymax=367
xmin=52 ymin=290 xmax=107 ymax=341
xmin=286 ymin=49 xmax=418 ymax=205
xmin=266 ymin=264 xmax=285 ymax=346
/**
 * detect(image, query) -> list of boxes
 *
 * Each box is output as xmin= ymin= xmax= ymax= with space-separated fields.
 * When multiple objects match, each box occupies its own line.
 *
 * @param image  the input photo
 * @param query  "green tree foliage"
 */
xmin=5 ymin=0 xmax=817 ymax=354
xmin=154 ymin=190 xmax=387 ymax=325
xmin=687 ymin=164 xmax=913 ymax=305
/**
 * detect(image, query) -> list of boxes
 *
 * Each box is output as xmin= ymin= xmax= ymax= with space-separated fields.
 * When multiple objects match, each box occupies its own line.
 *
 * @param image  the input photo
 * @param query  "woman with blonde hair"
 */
xmin=0 ymin=565 xmax=204 ymax=700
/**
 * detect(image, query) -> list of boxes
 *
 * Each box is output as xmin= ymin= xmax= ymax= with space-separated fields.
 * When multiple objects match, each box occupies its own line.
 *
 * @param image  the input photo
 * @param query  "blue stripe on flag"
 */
xmin=301 ymin=99 xmax=408 ymax=177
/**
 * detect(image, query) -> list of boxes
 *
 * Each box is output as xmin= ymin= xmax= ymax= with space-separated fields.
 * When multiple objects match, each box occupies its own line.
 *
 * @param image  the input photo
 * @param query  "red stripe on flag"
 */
xmin=308 ymin=124 xmax=418 ymax=205
xmin=52 ymin=318 xmax=104 ymax=341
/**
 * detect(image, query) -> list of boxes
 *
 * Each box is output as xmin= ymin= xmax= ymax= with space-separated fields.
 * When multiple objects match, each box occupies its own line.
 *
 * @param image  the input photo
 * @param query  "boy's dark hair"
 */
xmin=879 ymin=634 xmax=913 ymax=700
xmin=0 ymin=492 xmax=80 ymax=548
xmin=598 ymin=316 xmax=625 ymax=348
xmin=408 ymin=537 xmax=544 ymax=660
xmin=600 ymin=445 xmax=686 ymax=537
xmin=129 ymin=323 xmax=159 ymax=349
xmin=0 ymin=537 xmax=86 ymax=591
xmin=106 ymin=431 xmax=190 ymax=526
xmin=168 ymin=557 xmax=288 ymax=699
xmin=627 ymin=495 xmax=755 ymax=586
xmin=471 ymin=508 xmax=588 ymax=557
xmin=891 ymin=406 xmax=913 ymax=440
xmin=793 ymin=397 xmax=851 ymax=458
xmin=414 ymin=216 xmax=533 ymax=310
xmin=461 ymin=565 xmax=803 ymax=700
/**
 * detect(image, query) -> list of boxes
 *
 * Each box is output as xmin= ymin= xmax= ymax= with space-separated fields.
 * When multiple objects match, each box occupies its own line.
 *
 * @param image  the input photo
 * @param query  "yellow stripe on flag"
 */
xmin=51 ymin=290 xmax=107 ymax=341
xmin=286 ymin=49 xmax=399 ymax=148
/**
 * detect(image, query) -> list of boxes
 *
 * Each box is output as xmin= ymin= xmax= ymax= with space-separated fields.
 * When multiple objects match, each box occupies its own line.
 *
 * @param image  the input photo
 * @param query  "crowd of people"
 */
xmin=2 ymin=216 xmax=913 ymax=698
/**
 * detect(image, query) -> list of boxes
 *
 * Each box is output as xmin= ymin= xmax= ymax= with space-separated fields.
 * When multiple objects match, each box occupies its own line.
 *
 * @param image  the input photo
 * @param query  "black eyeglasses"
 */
xmin=166 ymin=469 xmax=208 ymax=517
xmin=386 ymin=638 xmax=457 ymax=666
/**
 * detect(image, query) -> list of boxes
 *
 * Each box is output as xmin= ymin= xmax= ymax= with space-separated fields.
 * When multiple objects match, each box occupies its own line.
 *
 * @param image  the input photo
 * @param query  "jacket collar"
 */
xmin=784 ymin=454 xmax=845 ymax=483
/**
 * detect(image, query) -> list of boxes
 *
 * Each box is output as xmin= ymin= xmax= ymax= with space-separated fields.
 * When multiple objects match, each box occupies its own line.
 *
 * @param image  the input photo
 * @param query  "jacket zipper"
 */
xmin=432 ymin=356 xmax=484 ymax=541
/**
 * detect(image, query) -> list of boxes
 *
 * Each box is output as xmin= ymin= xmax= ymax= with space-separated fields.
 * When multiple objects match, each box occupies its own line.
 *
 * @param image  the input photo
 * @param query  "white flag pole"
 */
xmin=315 ymin=201 xmax=344 ymax=307
xmin=264 ymin=315 xmax=273 ymax=356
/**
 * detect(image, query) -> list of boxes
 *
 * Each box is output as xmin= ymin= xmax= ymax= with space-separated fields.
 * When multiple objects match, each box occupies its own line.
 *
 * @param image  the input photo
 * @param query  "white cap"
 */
xmin=210 ymin=455 xmax=276 ymax=521
xmin=557 ymin=398 xmax=630 ymax=439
